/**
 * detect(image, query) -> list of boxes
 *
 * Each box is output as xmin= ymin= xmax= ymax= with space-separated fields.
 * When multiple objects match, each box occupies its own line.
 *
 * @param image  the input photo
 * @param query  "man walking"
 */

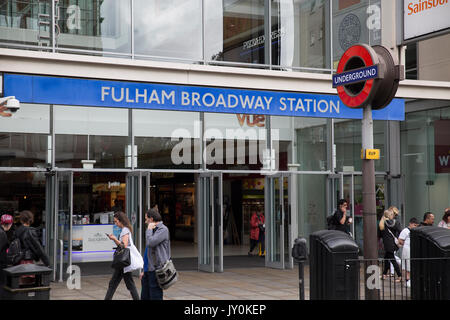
xmin=145 ymin=208 xmax=171 ymax=300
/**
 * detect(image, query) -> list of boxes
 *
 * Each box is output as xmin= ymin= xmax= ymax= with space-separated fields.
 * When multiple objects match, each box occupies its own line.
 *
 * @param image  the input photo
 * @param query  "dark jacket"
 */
xmin=332 ymin=209 xmax=351 ymax=235
xmin=380 ymin=220 xmax=399 ymax=253
xmin=0 ymin=227 xmax=9 ymax=268
xmin=15 ymin=225 xmax=50 ymax=266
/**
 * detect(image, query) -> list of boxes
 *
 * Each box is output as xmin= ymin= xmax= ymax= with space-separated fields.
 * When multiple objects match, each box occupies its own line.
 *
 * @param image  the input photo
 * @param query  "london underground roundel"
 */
xmin=333 ymin=44 xmax=403 ymax=110
xmin=333 ymin=44 xmax=380 ymax=109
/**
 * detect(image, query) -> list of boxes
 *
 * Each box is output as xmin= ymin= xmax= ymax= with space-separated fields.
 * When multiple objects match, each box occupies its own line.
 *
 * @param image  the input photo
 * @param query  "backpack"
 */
xmin=7 ymin=237 xmax=24 ymax=266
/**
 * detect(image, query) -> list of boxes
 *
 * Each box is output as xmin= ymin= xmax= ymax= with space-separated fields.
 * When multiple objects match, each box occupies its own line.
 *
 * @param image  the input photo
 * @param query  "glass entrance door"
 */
xmin=265 ymin=173 xmax=291 ymax=269
xmin=54 ymin=171 xmax=73 ymax=281
xmin=198 ymin=172 xmax=223 ymax=273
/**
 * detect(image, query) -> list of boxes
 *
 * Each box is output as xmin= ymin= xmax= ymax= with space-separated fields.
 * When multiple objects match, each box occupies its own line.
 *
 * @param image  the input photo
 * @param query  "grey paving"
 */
xmin=49 ymin=265 xmax=307 ymax=300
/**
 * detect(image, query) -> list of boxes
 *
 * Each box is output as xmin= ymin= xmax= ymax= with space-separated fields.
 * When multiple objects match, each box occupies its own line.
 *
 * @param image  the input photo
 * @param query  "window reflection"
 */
xmin=296 ymin=117 xmax=328 ymax=171
xmin=206 ymin=0 xmax=266 ymax=65
xmin=57 ymin=0 xmax=131 ymax=54
xmin=0 ymin=103 xmax=50 ymax=167
xmin=334 ymin=119 xmax=385 ymax=172
xmin=271 ymin=0 xmax=330 ymax=70
xmin=332 ymin=0 xmax=381 ymax=69
xmin=54 ymin=106 xmax=129 ymax=169
xmin=204 ymin=113 xmax=266 ymax=170
xmin=133 ymin=109 xmax=200 ymax=169
xmin=134 ymin=0 xmax=202 ymax=61
xmin=0 ymin=0 xmax=46 ymax=46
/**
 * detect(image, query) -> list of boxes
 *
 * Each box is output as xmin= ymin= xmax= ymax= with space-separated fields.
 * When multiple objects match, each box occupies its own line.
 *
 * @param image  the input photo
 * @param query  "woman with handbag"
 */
xmin=379 ymin=209 xmax=402 ymax=282
xmin=105 ymin=211 xmax=141 ymax=300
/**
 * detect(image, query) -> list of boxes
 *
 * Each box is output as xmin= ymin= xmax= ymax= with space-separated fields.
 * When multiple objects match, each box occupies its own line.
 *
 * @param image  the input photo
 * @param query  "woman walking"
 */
xmin=105 ymin=211 xmax=140 ymax=300
xmin=379 ymin=209 xmax=402 ymax=282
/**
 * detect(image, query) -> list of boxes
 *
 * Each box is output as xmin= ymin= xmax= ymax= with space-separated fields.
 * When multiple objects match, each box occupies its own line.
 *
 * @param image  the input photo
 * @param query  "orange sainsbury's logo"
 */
xmin=407 ymin=0 xmax=448 ymax=15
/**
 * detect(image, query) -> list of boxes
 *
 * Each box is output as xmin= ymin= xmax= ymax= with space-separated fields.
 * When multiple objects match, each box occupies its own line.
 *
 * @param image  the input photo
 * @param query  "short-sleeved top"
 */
xmin=399 ymin=228 xmax=411 ymax=250
xmin=119 ymin=227 xmax=131 ymax=247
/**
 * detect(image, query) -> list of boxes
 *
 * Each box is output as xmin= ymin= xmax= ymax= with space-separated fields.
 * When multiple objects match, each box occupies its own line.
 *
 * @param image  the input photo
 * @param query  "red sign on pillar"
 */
xmin=435 ymin=120 xmax=450 ymax=174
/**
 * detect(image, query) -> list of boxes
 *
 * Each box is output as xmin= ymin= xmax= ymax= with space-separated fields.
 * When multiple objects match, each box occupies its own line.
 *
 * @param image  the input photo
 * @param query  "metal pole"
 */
xmin=59 ymin=239 xmax=63 ymax=283
xmin=298 ymin=261 xmax=305 ymax=300
xmin=362 ymin=104 xmax=379 ymax=300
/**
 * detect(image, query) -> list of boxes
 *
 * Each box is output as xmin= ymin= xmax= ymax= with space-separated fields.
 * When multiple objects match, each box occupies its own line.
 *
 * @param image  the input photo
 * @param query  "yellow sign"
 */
xmin=362 ymin=149 xmax=380 ymax=160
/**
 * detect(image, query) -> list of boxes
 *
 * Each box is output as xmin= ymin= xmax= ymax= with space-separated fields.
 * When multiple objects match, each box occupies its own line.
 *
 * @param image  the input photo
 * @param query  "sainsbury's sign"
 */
xmin=404 ymin=0 xmax=450 ymax=41
xmin=3 ymin=73 xmax=404 ymax=121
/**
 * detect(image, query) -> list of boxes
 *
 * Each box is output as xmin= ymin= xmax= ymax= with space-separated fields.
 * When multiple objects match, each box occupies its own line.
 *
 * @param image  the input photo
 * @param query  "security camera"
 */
xmin=0 ymin=96 xmax=21 ymax=113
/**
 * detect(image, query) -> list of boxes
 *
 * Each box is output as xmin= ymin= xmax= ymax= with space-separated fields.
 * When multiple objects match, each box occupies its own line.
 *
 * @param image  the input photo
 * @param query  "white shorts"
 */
xmin=401 ymin=246 xmax=411 ymax=271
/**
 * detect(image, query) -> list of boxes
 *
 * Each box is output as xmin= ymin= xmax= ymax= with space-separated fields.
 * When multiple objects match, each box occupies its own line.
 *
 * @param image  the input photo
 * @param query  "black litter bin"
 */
xmin=410 ymin=226 xmax=450 ymax=300
xmin=2 ymin=264 xmax=52 ymax=300
xmin=310 ymin=230 xmax=359 ymax=300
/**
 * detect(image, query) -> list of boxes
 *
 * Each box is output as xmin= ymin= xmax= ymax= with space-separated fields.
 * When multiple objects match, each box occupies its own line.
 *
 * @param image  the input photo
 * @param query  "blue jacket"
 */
xmin=143 ymin=246 xmax=149 ymax=272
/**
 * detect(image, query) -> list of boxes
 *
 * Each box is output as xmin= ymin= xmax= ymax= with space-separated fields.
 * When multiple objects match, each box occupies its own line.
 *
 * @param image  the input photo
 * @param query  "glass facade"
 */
xmin=334 ymin=119 xmax=386 ymax=172
xmin=57 ymin=0 xmax=132 ymax=54
xmin=134 ymin=109 xmax=201 ymax=169
xmin=401 ymin=103 xmax=450 ymax=223
xmin=0 ymin=103 xmax=50 ymax=167
xmin=54 ymin=106 xmax=129 ymax=168
xmin=0 ymin=0 xmax=384 ymax=72
xmin=134 ymin=0 xmax=202 ymax=60
xmin=1 ymin=0 xmax=448 ymax=273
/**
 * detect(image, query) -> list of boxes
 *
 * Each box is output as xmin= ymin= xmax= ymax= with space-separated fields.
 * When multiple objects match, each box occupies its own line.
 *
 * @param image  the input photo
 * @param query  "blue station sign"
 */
xmin=3 ymin=73 xmax=404 ymax=121
xmin=332 ymin=65 xmax=379 ymax=88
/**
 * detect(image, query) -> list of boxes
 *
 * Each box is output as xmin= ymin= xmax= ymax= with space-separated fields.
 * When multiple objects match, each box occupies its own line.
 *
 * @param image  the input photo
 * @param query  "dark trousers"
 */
xmin=105 ymin=268 xmax=140 ymax=300
xmin=383 ymin=251 xmax=402 ymax=277
xmin=141 ymin=271 xmax=151 ymax=300
xmin=146 ymin=271 xmax=163 ymax=300
xmin=259 ymin=232 xmax=265 ymax=253
xmin=249 ymin=239 xmax=259 ymax=253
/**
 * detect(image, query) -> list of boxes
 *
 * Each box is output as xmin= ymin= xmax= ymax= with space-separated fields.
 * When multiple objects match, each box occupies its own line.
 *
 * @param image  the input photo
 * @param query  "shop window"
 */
xmin=54 ymin=106 xmax=129 ymax=169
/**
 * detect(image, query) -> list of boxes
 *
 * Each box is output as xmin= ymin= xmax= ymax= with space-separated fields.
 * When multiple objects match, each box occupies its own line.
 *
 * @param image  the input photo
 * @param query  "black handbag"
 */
xmin=111 ymin=245 xmax=131 ymax=269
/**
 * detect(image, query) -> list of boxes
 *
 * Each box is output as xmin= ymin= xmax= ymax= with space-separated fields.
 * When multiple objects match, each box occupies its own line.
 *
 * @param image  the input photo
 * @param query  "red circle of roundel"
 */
xmin=336 ymin=44 xmax=377 ymax=108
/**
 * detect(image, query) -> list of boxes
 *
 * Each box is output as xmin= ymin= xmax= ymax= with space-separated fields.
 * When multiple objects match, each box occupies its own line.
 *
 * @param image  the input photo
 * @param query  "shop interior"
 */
xmin=0 ymin=170 xmax=269 ymax=272
xmin=0 ymin=171 xmax=46 ymax=244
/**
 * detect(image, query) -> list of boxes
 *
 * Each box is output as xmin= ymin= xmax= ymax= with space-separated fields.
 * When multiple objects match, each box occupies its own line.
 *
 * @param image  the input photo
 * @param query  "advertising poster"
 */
xmin=435 ymin=120 xmax=450 ymax=173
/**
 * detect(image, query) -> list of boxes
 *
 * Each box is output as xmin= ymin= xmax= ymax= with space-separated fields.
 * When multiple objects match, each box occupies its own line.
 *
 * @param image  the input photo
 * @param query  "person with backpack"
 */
xmin=0 ymin=214 xmax=13 ymax=298
xmin=14 ymin=210 xmax=50 ymax=268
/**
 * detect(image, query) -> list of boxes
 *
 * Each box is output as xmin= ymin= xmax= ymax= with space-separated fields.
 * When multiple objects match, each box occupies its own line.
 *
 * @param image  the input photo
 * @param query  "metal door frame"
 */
xmin=265 ymin=173 xmax=285 ymax=269
xmin=53 ymin=171 xmax=73 ymax=282
xmin=126 ymin=171 xmax=144 ymax=253
xmin=197 ymin=172 xmax=223 ymax=273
